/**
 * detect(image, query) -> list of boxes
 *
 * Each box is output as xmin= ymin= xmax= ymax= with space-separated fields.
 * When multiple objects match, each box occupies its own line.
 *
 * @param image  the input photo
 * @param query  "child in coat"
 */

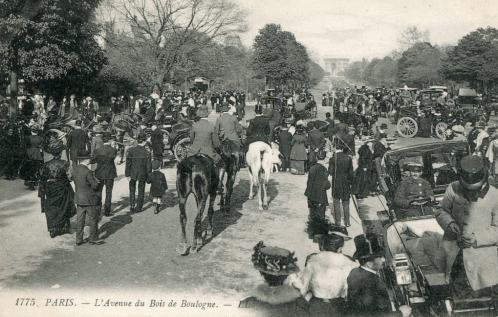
xmin=147 ymin=160 xmax=168 ymax=214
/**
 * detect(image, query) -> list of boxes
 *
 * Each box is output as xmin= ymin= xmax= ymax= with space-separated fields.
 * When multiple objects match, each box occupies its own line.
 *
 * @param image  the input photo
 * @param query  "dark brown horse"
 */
xmin=176 ymin=154 xmax=219 ymax=255
xmin=218 ymin=140 xmax=241 ymax=214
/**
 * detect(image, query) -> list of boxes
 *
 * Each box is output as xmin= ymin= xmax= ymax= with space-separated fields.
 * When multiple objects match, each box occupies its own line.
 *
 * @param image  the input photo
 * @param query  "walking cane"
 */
xmin=349 ymin=194 xmax=361 ymax=225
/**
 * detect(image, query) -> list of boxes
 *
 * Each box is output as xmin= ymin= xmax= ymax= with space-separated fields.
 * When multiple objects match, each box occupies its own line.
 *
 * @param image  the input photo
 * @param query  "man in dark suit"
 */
xmin=329 ymin=144 xmax=354 ymax=226
xmin=277 ymin=126 xmax=293 ymax=172
xmin=308 ymin=121 xmax=326 ymax=165
xmin=333 ymin=116 xmax=348 ymax=148
xmin=347 ymin=234 xmax=411 ymax=317
xmin=245 ymin=104 xmax=270 ymax=152
xmin=325 ymin=112 xmax=335 ymax=141
xmin=67 ymin=120 xmax=89 ymax=166
xmin=304 ymin=151 xmax=331 ymax=238
xmin=125 ymin=132 xmax=152 ymax=213
xmin=266 ymin=107 xmax=282 ymax=142
xmin=91 ymin=132 xmax=117 ymax=216
xmin=150 ymin=124 xmax=164 ymax=165
xmin=72 ymin=150 xmax=103 ymax=245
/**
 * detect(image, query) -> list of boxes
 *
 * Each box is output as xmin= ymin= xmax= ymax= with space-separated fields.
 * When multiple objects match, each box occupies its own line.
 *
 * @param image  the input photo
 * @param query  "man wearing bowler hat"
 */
xmin=347 ymin=234 xmax=411 ymax=317
xmin=126 ymin=132 xmax=152 ymax=213
xmin=72 ymin=150 xmax=104 ymax=246
xmin=435 ymin=155 xmax=498 ymax=298
xmin=91 ymin=132 xmax=117 ymax=216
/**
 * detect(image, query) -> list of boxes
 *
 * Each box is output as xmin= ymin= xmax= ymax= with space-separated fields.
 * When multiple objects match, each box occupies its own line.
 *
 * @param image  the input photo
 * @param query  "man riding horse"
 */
xmin=188 ymin=104 xmax=226 ymax=193
xmin=245 ymin=103 xmax=271 ymax=152
xmin=215 ymin=103 xmax=243 ymax=167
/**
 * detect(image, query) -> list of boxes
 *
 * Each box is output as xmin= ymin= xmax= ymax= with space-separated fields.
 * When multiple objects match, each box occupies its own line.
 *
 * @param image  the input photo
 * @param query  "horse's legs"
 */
xmin=178 ymin=198 xmax=189 ymax=255
xmin=257 ymin=170 xmax=264 ymax=211
xmin=191 ymin=196 xmax=206 ymax=253
xmin=224 ymin=170 xmax=236 ymax=214
xmin=205 ymin=192 xmax=216 ymax=240
xmin=248 ymin=167 xmax=255 ymax=200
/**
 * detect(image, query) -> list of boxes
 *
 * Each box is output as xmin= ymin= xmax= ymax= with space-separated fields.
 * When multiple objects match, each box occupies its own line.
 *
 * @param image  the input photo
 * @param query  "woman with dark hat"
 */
xmin=351 ymin=138 xmax=377 ymax=198
xmin=239 ymin=241 xmax=309 ymax=317
xmin=20 ymin=124 xmax=44 ymax=190
xmin=38 ymin=131 xmax=77 ymax=238
xmin=290 ymin=125 xmax=309 ymax=175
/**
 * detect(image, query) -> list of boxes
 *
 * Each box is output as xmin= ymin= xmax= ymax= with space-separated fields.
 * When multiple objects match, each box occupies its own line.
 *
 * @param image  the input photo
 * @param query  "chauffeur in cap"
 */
xmin=435 ymin=155 xmax=498 ymax=297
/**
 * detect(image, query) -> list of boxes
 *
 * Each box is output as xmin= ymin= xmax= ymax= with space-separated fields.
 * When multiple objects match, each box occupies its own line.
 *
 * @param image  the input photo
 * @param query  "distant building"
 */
xmin=323 ymin=57 xmax=349 ymax=77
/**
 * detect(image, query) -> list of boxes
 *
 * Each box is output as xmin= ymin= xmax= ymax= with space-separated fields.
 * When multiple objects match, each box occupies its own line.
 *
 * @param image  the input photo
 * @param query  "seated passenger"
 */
xmin=387 ymin=163 xmax=445 ymax=271
xmin=394 ymin=163 xmax=434 ymax=219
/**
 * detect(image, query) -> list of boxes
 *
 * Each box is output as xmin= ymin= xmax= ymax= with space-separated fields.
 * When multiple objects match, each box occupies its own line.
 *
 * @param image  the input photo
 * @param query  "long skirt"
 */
xmin=290 ymin=160 xmax=305 ymax=175
xmin=40 ymin=179 xmax=77 ymax=238
xmin=351 ymin=167 xmax=377 ymax=198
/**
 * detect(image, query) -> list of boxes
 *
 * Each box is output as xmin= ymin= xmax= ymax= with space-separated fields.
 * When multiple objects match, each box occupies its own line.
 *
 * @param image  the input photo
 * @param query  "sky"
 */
xmin=233 ymin=0 xmax=498 ymax=63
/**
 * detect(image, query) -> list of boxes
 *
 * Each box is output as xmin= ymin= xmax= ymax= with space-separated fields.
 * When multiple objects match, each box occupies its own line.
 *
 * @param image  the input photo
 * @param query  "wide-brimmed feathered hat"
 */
xmin=252 ymin=241 xmax=299 ymax=276
xmin=43 ymin=129 xmax=66 ymax=155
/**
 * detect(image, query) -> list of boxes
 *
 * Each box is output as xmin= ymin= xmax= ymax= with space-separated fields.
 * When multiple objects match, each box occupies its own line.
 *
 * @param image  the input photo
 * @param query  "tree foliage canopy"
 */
xmin=0 ymin=0 xmax=107 ymax=96
xmin=441 ymin=27 xmax=498 ymax=90
xmin=251 ymin=23 xmax=312 ymax=88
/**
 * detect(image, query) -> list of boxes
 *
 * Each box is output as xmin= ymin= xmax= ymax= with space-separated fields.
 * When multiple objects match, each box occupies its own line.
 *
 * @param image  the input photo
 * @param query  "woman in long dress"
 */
xmin=289 ymin=127 xmax=308 ymax=175
xmin=351 ymin=140 xmax=377 ymax=198
xmin=38 ymin=132 xmax=76 ymax=238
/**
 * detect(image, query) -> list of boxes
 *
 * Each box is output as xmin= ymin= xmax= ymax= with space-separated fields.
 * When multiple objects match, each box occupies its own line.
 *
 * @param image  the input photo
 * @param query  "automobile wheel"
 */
xmin=434 ymin=122 xmax=448 ymax=139
xmin=61 ymin=124 xmax=74 ymax=134
xmin=397 ymin=117 xmax=418 ymax=138
xmin=173 ymin=137 xmax=191 ymax=162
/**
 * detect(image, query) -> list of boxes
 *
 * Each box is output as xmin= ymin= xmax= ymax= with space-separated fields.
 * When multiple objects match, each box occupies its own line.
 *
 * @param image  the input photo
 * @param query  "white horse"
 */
xmin=246 ymin=141 xmax=273 ymax=210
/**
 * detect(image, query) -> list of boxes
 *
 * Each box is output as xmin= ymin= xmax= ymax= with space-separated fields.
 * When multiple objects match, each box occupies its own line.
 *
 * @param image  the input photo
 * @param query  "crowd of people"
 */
xmin=2 ymin=84 xmax=498 ymax=316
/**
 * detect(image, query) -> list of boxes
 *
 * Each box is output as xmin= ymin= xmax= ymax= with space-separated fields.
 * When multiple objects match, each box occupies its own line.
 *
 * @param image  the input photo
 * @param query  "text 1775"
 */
xmin=15 ymin=298 xmax=36 ymax=306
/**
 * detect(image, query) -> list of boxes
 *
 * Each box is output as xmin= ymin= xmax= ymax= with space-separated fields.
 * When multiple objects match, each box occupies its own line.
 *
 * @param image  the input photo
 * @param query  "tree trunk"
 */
xmin=9 ymin=64 xmax=18 ymax=121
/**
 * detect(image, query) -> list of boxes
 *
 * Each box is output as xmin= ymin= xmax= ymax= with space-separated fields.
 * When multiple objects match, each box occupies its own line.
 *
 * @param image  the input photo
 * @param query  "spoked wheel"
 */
xmin=173 ymin=137 xmax=191 ymax=162
xmin=397 ymin=116 xmax=418 ymax=138
xmin=434 ymin=122 xmax=448 ymax=139
xmin=60 ymin=124 xmax=74 ymax=134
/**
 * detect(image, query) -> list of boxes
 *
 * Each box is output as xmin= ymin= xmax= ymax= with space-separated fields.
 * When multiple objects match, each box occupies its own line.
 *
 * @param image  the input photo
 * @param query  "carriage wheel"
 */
xmin=434 ymin=122 xmax=447 ymax=139
xmin=397 ymin=117 xmax=418 ymax=138
xmin=174 ymin=137 xmax=191 ymax=162
xmin=61 ymin=124 xmax=74 ymax=134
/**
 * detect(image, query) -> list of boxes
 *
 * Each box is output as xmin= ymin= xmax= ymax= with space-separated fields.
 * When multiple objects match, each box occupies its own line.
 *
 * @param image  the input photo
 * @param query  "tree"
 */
xmin=398 ymin=26 xmax=430 ymax=51
xmin=397 ymin=42 xmax=443 ymax=87
xmin=100 ymin=0 xmax=247 ymax=95
xmin=251 ymin=24 xmax=310 ymax=89
xmin=371 ymin=57 xmax=397 ymax=87
xmin=0 ymin=0 xmax=106 ymax=118
xmin=441 ymin=27 xmax=498 ymax=92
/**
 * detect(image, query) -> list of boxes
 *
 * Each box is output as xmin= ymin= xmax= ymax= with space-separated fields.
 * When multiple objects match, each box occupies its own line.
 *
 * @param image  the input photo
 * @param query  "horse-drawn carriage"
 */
xmin=372 ymin=141 xmax=496 ymax=316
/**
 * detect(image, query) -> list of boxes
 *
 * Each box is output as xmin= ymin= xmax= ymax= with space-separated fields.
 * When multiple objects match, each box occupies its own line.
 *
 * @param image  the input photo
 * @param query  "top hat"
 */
xmin=458 ymin=155 xmax=487 ymax=189
xmin=77 ymin=149 xmax=91 ymax=159
xmin=251 ymin=241 xmax=299 ymax=276
xmin=196 ymin=105 xmax=210 ymax=118
xmin=353 ymin=234 xmax=385 ymax=261
xmin=380 ymin=123 xmax=388 ymax=130
xmin=254 ymin=103 xmax=263 ymax=114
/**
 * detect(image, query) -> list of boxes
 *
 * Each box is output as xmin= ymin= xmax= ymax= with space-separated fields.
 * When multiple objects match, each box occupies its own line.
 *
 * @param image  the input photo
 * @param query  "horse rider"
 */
xmin=188 ymin=104 xmax=226 ymax=193
xmin=214 ymin=102 xmax=243 ymax=167
xmin=244 ymin=103 xmax=271 ymax=153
